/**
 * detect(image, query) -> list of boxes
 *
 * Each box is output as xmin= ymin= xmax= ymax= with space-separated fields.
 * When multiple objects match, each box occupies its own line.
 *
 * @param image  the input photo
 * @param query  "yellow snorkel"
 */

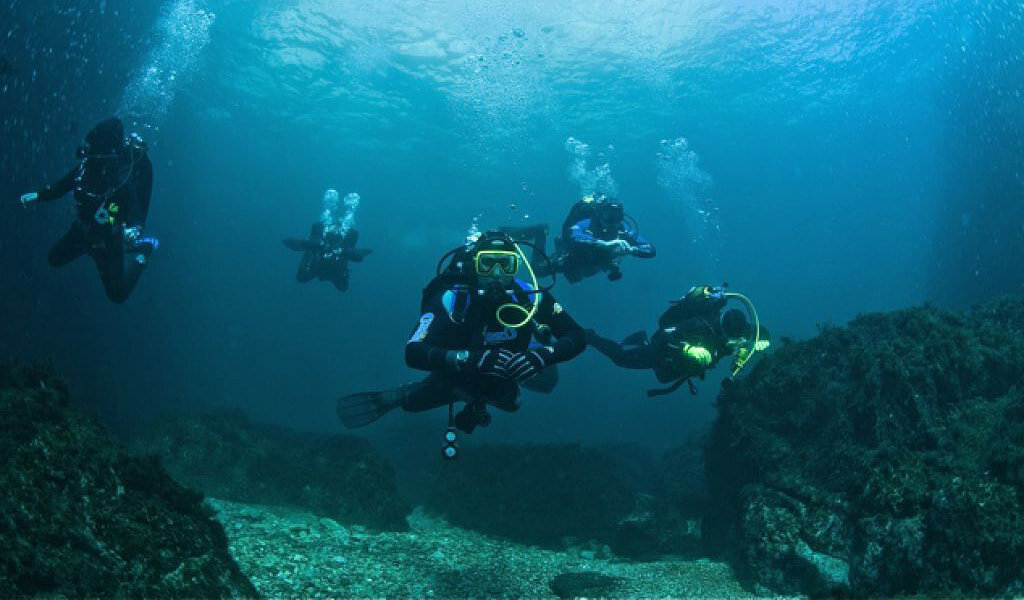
xmin=724 ymin=291 xmax=761 ymax=377
xmin=494 ymin=242 xmax=541 ymax=329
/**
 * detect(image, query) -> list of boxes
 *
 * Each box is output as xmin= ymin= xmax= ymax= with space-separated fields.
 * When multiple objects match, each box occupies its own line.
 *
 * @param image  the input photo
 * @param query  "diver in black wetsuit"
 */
xmin=283 ymin=189 xmax=371 ymax=292
xmin=587 ymin=284 xmax=771 ymax=396
xmin=18 ymin=117 xmax=158 ymax=304
xmin=337 ymin=230 xmax=586 ymax=437
xmin=506 ymin=194 xmax=655 ymax=283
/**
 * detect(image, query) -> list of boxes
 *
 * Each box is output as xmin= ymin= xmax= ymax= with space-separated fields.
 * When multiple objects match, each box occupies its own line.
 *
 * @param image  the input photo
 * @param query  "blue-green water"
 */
xmin=1 ymin=0 xmax=1021 ymax=460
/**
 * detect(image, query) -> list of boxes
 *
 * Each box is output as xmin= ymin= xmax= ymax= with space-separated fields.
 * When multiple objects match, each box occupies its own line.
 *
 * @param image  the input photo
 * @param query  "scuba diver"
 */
xmin=506 ymin=193 xmax=654 ymax=283
xmin=18 ymin=117 xmax=158 ymax=304
xmin=586 ymin=284 xmax=771 ymax=396
xmin=283 ymin=189 xmax=371 ymax=292
xmin=337 ymin=229 xmax=586 ymax=457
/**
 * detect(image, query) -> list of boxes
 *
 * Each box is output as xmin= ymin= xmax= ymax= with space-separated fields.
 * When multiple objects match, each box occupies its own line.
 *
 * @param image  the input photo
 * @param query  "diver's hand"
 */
xmin=504 ymin=347 xmax=554 ymax=381
xmin=608 ymin=239 xmax=632 ymax=256
xmin=682 ymin=344 xmax=712 ymax=367
xmin=19 ymin=192 xmax=38 ymax=207
xmin=122 ymin=226 xmax=141 ymax=244
xmin=754 ymin=339 xmax=770 ymax=352
xmin=470 ymin=348 xmax=516 ymax=378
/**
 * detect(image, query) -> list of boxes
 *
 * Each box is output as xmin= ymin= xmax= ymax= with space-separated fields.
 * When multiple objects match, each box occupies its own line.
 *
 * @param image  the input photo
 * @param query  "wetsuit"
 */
xmin=504 ymin=217 xmax=655 ymax=283
xmin=291 ymin=223 xmax=368 ymax=291
xmin=404 ymin=282 xmax=585 ymax=431
xmin=37 ymin=141 xmax=153 ymax=303
xmin=588 ymin=305 xmax=770 ymax=390
xmin=560 ymin=217 xmax=655 ymax=282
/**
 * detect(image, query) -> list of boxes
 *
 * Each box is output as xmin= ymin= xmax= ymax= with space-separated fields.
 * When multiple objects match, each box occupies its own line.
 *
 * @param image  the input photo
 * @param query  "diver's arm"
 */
xmin=343 ymin=248 xmax=372 ymax=261
xmin=541 ymin=295 xmax=586 ymax=363
xmin=36 ymin=167 xmax=78 ymax=202
xmin=405 ymin=314 xmax=447 ymax=372
xmin=568 ymin=220 xmax=603 ymax=246
xmin=405 ymin=295 xmax=465 ymax=372
xmin=625 ymin=230 xmax=655 ymax=258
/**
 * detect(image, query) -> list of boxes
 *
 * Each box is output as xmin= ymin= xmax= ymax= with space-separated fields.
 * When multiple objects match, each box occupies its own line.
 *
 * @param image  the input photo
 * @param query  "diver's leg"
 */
xmin=47 ymin=225 xmax=88 ymax=268
xmin=519 ymin=363 xmax=559 ymax=394
xmin=401 ymin=373 xmax=458 ymax=413
xmin=488 ymin=380 xmax=522 ymax=412
xmin=585 ymin=329 xmax=654 ymax=369
xmin=96 ymin=243 xmax=145 ymax=304
xmin=296 ymin=253 xmax=316 ymax=283
xmin=561 ymin=263 xmax=583 ymax=283
xmin=331 ymin=269 xmax=350 ymax=292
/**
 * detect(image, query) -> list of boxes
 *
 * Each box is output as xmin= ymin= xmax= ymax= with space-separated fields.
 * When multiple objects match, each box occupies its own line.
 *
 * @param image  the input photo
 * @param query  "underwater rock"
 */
xmin=0 ymin=360 xmax=256 ymax=598
xmin=140 ymin=409 xmax=410 ymax=531
xmin=549 ymin=571 xmax=625 ymax=598
xmin=705 ymin=298 xmax=1024 ymax=596
xmin=425 ymin=442 xmax=701 ymax=557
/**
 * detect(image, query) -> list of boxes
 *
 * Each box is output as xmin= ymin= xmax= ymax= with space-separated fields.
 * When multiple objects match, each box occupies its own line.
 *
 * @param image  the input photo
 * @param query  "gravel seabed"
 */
xmin=207 ymin=497 xmax=767 ymax=598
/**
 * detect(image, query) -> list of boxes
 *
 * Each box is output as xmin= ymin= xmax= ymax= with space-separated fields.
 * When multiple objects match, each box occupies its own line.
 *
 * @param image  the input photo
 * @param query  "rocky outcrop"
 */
xmin=142 ymin=409 xmax=411 ymax=531
xmin=705 ymin=299 xmax=1024 ymax=596
xmin=0 ymin=361 xmax=256 ymax=598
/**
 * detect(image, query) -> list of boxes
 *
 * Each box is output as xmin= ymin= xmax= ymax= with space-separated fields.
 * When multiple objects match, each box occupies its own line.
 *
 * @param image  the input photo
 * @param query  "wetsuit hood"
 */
xmin=83 ymin=117 xmax=125 ymax=155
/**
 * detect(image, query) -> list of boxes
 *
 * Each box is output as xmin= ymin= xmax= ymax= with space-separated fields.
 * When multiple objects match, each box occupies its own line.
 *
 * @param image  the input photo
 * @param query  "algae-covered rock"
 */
xmin=142 ymin=409 xmax=410 ymax=531
xmin=705 ymin=298 xmax=1024 ymax=597
xmin=0 ymin=360 xmax=256 ymax=598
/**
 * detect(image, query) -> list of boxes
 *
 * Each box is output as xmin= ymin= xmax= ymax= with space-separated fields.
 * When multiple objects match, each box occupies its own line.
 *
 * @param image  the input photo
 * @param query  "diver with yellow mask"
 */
xmin=337 ymin=230 xmax=585 ymax=455
xmin=586 ymin=284 xmax=771 ymax=396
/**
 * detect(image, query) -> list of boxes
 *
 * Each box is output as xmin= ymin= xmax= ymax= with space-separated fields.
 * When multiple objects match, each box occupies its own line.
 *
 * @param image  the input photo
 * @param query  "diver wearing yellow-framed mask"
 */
xmin=336 ymin=230 xmax=587 ymax=456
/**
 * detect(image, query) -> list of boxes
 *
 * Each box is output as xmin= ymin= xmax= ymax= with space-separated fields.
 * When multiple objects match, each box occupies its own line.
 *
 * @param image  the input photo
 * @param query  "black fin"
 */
xmin=336 ymin=389 xmax=404 ymax=429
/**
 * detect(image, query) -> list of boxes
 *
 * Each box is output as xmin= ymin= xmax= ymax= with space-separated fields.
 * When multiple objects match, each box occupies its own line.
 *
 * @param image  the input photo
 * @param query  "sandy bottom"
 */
xmin=208 ymin=497 xmax=760 ymax=598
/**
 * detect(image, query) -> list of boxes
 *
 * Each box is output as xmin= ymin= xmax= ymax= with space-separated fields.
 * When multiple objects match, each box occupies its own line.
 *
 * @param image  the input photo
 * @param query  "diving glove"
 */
xmin=464 ymin=348 xmax=516 ymax=378
xmin=682 ymin=344 xmax=713 ymax=367
xmin=504 ymin=347 xmax=554 ymax=381
xmin=606 ymin=239 xmax=633 ymax=256
xmin=19 ymin=192 xmax=38 ymax=207
xmin=754 ymin=339 xmax=770 ymax=352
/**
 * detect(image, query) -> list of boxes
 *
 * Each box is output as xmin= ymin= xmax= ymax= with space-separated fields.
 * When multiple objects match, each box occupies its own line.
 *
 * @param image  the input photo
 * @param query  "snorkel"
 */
xmin=493 ymin=241 xmax=541 ymax=329
xmin=435 ymin=230 xmax=550 ymax=330
xmin=723 ymin=290 xmax=761 ymax=377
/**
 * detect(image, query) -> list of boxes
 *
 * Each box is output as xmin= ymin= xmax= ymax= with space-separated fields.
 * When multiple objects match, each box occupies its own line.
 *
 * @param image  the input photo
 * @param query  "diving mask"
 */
xmin=474 ymin=250 xmax=519 ymax=276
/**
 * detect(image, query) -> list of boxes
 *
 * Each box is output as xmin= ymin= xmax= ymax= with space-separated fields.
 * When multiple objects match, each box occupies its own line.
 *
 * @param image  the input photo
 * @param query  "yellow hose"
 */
xmin=725 ymin=292 xmax=760 ymax=377
xmin=495 ymin=242 xmax=541 ymax=329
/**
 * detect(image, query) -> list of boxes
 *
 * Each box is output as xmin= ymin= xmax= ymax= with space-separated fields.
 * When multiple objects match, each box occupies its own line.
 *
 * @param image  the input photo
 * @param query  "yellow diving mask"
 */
xmin=474 ymin=250 xmax=519 ymax=276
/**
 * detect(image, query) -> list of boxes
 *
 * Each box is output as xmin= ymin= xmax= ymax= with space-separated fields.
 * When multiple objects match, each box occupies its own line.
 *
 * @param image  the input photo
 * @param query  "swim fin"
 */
xmin=336 ymin=389 xmax=405 ymax=429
